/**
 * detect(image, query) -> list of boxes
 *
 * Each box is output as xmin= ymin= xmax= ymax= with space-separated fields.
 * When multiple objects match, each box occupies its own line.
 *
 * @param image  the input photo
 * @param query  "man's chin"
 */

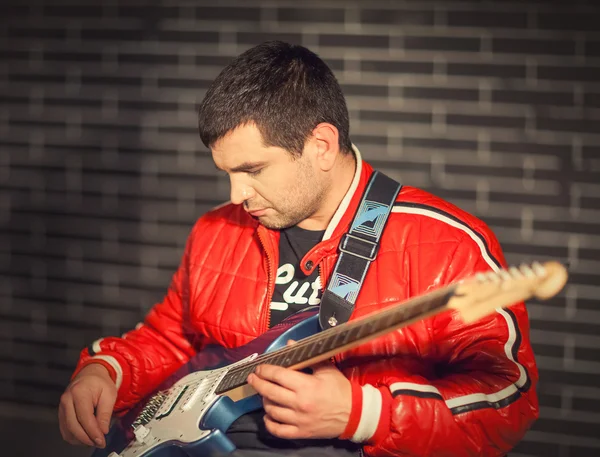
xmin=255 ymin=215 xmax=294 ymax=230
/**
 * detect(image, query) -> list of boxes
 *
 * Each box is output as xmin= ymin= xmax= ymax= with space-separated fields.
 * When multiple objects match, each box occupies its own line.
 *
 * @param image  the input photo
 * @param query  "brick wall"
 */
xmin=1 ymin=1 xmax=599 ymax=456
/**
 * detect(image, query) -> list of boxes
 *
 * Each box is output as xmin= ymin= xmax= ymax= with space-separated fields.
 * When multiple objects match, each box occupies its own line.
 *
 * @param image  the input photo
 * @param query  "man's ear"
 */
xmin=312 ymin=122 xmax=340 ymax=172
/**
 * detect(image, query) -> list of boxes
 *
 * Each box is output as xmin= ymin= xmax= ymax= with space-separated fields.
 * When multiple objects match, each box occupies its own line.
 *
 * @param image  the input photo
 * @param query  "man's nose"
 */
xmin=229 ymin=176 xmax=255 ymax=205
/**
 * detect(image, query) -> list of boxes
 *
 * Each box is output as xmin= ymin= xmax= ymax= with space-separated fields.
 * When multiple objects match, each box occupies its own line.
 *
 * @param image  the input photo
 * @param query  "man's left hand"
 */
xmin=247 ymin=349 xmax=351 ymax=440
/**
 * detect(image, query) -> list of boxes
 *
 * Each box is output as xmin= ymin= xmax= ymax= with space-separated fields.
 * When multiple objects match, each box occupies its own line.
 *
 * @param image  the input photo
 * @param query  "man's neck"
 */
xmin=296 ymin=152 xmax=357 ymax=231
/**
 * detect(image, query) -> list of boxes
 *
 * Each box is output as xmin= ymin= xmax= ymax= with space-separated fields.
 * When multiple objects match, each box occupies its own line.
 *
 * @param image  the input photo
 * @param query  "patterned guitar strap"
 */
xmin=319 ymin=171 xmax=402 ymax=330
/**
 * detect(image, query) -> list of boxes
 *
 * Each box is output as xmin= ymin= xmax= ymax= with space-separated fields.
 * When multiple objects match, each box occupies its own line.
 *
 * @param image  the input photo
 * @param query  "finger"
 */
xmin=254 ymin=364 xmax=313 ymax=392
xmin=58 ymin=401 xmax=78 ymax=445
xmin=310 ymin=358 xmax=338 ymax=373
xmin=63 ymin=397 xmax=96 ymax=446
xmin=248 ymin=372 xmax=296 ymax=407
xmin=263 ymin=414 xmax=302 ymax=440
xmin=73 ymin=391 xmax=106 ymax=447
xmin=95 ymin=387 xmax=116 ymax=435
xmin=262 ymin=397 xmax=297 ymax=425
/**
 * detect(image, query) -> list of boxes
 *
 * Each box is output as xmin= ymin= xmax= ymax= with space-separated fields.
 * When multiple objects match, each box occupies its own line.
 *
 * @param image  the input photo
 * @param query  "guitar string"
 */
xmin=219 ymin=285 xmax=455 ymax=388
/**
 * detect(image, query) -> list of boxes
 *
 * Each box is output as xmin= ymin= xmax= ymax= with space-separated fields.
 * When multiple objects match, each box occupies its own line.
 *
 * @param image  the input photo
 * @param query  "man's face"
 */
xmin=211 ymin=123 xmax=328 ymax=230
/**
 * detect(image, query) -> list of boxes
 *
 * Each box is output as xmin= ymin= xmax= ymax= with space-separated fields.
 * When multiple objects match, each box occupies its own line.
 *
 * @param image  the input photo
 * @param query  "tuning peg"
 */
xmin=518 ymin=264 xmax=536 ymax=278
xmin=508 ymin=267 xmax=523 ymax=279
xmin=475 ymin=272 xmax=488 ymax=282
xmin=532 ymin=262 xmax=547 ymax=277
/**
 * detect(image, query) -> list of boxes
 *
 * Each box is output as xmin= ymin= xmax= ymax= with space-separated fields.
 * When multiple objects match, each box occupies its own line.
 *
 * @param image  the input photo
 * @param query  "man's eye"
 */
xmin=248 ymin=169 xmax=263 ymax=177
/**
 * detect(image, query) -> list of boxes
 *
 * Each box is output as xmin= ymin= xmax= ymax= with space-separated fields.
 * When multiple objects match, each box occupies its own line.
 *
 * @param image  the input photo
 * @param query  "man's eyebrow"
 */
xmin=216 ymin=161 xmax=267 ymax=173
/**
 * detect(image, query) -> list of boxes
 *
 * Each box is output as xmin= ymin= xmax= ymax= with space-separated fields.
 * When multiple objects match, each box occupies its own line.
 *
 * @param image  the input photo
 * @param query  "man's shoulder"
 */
xmin=190 ymin=202 xmax=256 ymax=235
xmin=390 ymin=185 xmax=498 ymax=245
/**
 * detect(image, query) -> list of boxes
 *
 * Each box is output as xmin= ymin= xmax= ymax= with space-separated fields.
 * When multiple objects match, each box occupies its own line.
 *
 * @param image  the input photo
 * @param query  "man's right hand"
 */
xmin=58 ymin=363 xmax=117 ymax=448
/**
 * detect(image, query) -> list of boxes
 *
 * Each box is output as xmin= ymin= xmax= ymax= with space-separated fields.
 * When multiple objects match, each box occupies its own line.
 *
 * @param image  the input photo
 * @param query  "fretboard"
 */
xmin=215 ymin=284 xmax=456 ymax=395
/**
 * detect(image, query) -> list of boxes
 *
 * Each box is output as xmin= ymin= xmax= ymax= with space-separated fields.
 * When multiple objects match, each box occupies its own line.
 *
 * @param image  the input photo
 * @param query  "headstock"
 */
xmin=449 ymin=261 xmax=568 ymax=323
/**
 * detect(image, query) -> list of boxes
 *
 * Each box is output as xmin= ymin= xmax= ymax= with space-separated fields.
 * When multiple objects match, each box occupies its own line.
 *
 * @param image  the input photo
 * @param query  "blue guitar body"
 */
xmin=92 ymin=309 xmax=322 ymax=457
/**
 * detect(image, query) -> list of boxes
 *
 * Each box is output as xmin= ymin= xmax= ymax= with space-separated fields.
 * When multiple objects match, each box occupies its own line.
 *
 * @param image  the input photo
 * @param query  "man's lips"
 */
xmin=248 ymin=208 xmax=268 ymax=217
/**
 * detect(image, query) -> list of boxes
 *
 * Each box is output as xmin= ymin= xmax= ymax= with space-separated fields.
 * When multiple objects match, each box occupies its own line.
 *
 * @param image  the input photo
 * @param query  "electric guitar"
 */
xmin=93 ymin=261 xmax=568 ymax=457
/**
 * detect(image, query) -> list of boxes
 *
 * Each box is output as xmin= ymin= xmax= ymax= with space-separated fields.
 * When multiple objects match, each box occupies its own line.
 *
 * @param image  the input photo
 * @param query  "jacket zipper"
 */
xmin=257 ymin=228 xmax=275 ymax=332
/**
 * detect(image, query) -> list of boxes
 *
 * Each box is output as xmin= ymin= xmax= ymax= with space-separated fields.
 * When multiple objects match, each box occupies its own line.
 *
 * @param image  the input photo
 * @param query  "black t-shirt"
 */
xmin=269 ymin=225 xmax=325 ymax=328
xmin=225 ymin=226 xmax=360 ymax=455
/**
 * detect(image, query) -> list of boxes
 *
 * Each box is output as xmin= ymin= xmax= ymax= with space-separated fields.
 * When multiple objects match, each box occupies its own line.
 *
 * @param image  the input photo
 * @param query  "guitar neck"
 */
xmin=215 ymin=284 xmax=456 ymax=394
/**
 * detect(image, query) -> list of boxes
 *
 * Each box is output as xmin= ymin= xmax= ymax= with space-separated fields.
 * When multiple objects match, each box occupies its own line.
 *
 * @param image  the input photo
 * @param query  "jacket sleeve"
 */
xmin=71 ymin=222 xmax=203 ymax=413
xmin=342 ymin=232 xmax=540 ymax=457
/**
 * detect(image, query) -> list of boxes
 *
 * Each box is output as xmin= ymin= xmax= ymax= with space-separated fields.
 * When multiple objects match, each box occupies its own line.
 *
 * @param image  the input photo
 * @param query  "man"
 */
xmin=59 ymin=41 xmax=539 ymax=456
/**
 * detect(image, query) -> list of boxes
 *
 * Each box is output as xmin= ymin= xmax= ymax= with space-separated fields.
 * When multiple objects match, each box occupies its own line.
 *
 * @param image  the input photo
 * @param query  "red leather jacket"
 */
xmin=73 ymin=150 xmax=539 ymax=456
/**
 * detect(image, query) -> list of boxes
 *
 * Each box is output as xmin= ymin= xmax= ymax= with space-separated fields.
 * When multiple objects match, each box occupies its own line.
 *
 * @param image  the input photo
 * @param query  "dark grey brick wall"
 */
xmin=1 ymin=1 xmax=599 ymax=456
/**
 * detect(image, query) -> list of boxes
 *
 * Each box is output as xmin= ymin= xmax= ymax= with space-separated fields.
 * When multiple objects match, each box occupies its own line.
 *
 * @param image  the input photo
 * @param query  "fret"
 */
xmin=265 ymin=352 xmax=285 ymax=367
xmin=291 ymin=341 xmax=309 ymax=365
xmin=326 ymin=329 xmax=346 ymax=352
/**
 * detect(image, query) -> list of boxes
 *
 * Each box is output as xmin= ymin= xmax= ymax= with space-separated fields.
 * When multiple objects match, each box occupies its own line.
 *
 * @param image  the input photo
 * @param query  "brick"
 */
xmin=196 ymin=6 xmax=260 ymax=21
xmin=351 ymin=134 xmax=388 ymax=146
xmin=45 ymin=50 xmax=104 ymax=63
xmin=447 ymin=11 xmax=527 ymax=29
xmin=121 ymin=52 xmax=180 ymax=65
xmin=118 ymin=6 xmax=179 ymax=18
xmin=237 ymin=32 xmax=303 ymax=46
xmin=575 ymin=346 xmax=600 ymax=363
xmin=81 ymin=28 xmax=148 ymax=41
xmin=585 ymin=40 xmax=600 ymax=57
xmin=360 ymin=109 xmax=432 ymax=124
xmin=43 ymin=5 xmax=104 ymax=17
xmin=581 ymin=196 xmax=600 ymax=210
xmin=532 ymin=320 xmax=600 ymax=338
xmin=582 ymin=145 xmax=600 ymax=160
xmin=537 ymin=392 xmax=562 ymax=409
xmin=536 ymin=116 xmax=597 ymax=134
xmin=0 ymin=5 xmax=28 ymax=17
xmin=195 ymin=54 xmax=237 ymax=67
xmin=323 ymin=58 xmax=344 ymax=71
xmin=361 ymin=59 xmax=434 ymax=75
xmin=403 ymin=35 xmax=480 ymax=52
xmin=0 ymin=49 xmax=29 ymax=60
xmin=535 ymin=418 xmax=600 ymax=440
xmin=9 ymin=27 xmax=67 ymax=39
xmin=404 ymin=86 xmax=479 ymax=102
xmin=490 ymin=140 xmax=571 ymax=157
xmin=119 ymin=99 xmax=179 ymax=111
xmin=538 ymin=12 xmax=600 ymax=32
xmin=81 ymin=75 xmax=143 ymax=87
xmin=9 ymin=72 xmax=66 ymax=84
xmin=531 ymin=343 xmax=563 ymax=358
xmin=493 ymin=88 xmax=574 ymax=107
xmin=534 ymin=220 xmax=600 ymax=236
xmin=572 ymin=397 xmax=600 ymax=414
xmin=156 ymin=30 xmax=220 ymax=44
xmin=583 ymin=91 xmax=600 ymax=108
xmin=278 ymin=7 xmax=344 ymax=23
xmin=570 ymin=446 xmax=600 ymax=457
xmin=447 ymin=113 xmax=526 ymax=129
xmin=538 ymin=65 xmax=600 ymax=83
xmin=319 ymin=33 xmax=389 ymax=49
xmin=502 ymin=239 xmax=568 ymax=258
xmin=340 ymin=83 xmax=388 ymax=97
xmin=447 ymin=62 xmax=526 ymax=79
xmin=360 ymin=8 xmax=434 ymax=26
xmin=492 ymin=37 xmax=575 ymax=56
xmin=403 ymin=136 xmax=478 ymax=151
xmin=512 ymin=440 xmax=561 ymax=457
xmin=489 ymin=192 xmax=568 ymax=207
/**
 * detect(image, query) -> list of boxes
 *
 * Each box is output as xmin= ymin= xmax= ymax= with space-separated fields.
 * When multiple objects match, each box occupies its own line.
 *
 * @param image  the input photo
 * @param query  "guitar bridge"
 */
xmin=131 ymin=391 xmax=168 ymax=428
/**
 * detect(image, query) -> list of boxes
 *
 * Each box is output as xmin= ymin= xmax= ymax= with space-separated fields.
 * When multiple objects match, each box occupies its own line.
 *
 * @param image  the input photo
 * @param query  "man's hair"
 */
xmin=197 ymin=41 xmax=352 ymax=156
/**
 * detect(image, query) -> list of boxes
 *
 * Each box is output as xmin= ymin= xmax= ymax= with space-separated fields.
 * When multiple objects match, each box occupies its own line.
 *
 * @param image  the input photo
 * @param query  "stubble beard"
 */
xmin=258 ymin=169 xmax=328 ymax=231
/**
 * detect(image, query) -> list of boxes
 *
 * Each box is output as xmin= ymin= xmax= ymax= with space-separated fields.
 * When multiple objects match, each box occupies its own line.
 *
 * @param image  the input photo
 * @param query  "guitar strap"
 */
xmin=319 ymin=171 xmax=402 ymax=330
